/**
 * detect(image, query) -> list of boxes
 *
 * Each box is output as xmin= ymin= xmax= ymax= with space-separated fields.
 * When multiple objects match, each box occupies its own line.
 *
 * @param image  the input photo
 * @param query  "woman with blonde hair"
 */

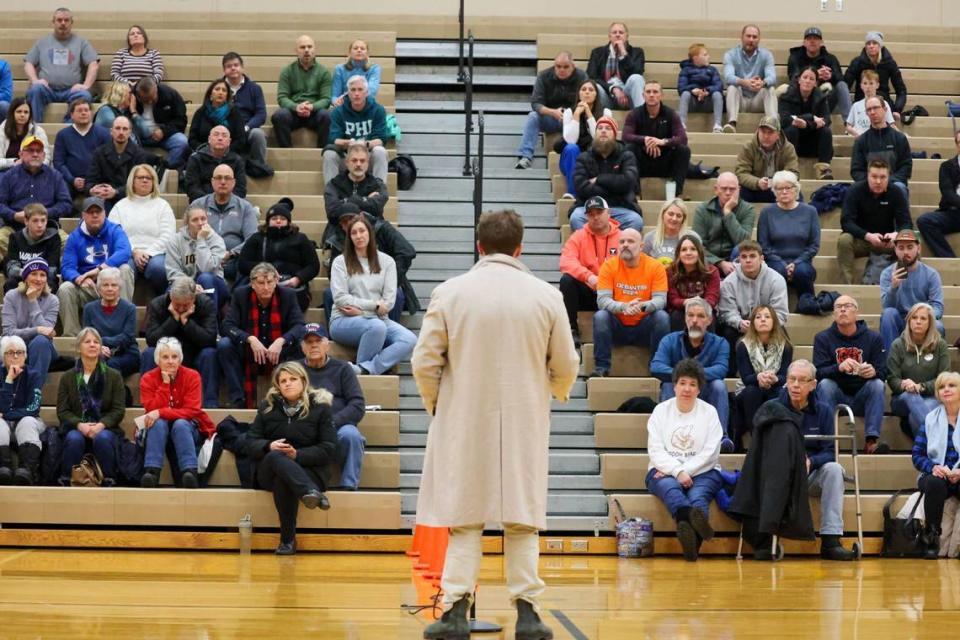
xmin=888 ymin=302 xmax=950 ymax=437
xmin=94 ymin=80 xmax=136 ymax=132
xmin=643 ymin=198 xmax=698 ymax=264
xmin=246 ymin=361 xmax=337 ymax=555
xmin=331 ymin=39 xmax=381 ymax=107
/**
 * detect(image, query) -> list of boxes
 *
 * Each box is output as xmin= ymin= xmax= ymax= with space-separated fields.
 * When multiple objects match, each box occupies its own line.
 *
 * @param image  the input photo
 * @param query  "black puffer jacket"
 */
xmin=571 ymin=143 xmax=639 ymax=212
xmin=777 ymin=84 xmax=832 ymax=131
xmin=323 ymin=171 xmax=389 ymax=225
xmin=843 ymin=46 xmax=908 ymax=113
xmin=237 ymin=225 xmax=320 ymax=285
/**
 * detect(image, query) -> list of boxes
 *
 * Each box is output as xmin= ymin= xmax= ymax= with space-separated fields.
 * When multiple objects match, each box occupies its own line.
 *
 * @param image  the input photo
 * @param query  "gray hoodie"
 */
xmin=718 ymin=262 xmax=789 ymax=329
xmin=165 ymin=225 xmax=227 ymax=280
xmin=189 ymin=193 xmax=259 ymax=255
xmin=1 ymin=287 xmax=59 ymax=340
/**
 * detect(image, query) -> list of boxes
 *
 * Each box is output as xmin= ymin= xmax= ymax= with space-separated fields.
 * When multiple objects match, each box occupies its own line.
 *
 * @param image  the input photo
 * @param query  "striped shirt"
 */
xmin=913 ymin=423 xmax=959 ymax=475
xmin=110 ymin=48 xmax=165 ymax=85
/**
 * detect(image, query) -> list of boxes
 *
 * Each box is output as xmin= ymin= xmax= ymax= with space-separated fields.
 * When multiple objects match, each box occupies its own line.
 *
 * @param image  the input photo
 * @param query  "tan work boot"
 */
xmin=815 ymin=162 xmax=834 ymax=180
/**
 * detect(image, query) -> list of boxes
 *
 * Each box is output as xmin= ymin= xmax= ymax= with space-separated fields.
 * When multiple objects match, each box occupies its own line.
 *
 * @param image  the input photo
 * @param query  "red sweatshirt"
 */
xmin=140 ymin=366 xmax=216 ymax=437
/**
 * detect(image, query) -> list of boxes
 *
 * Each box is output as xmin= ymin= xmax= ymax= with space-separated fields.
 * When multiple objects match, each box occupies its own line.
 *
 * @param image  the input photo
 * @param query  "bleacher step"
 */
xmin=395 ymin=40 xmax=536 ymax=61
xmin=396 ymin=98 xmax=530 ymax=114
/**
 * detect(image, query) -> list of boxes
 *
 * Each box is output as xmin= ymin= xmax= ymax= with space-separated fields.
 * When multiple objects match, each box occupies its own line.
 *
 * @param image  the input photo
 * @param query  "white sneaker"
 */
xmin=713 ymin=125 xmax=724 ymax=134
xmin=561 ymin=192 xmax=574 ymax=199
xmin=349 ymin=362 xmax=363 ymax=375
xmin=514 ymin=157 xmax=532 ymax=169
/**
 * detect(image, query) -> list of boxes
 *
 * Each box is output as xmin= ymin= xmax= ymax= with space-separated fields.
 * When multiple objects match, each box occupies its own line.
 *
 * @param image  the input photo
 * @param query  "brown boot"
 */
xmin=815 ymin=162 xmax=834 ymax=180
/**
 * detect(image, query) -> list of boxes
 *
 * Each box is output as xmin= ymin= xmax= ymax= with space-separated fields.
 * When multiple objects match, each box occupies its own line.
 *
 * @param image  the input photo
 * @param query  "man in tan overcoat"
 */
xmin=413 ymin=210 xmax=579 ymax=640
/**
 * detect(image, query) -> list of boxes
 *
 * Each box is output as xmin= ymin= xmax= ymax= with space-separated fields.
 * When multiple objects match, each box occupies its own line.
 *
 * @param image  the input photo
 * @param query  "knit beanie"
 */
xmin=865 ymin=31 xmax=884 ymax=46
xmin=21 ymin=258 xmax=49 ymax=278
xmin=265 ymin=197 xmax=294 ymax=223
xmin=595 ymin=115 xmax=619 ymax=137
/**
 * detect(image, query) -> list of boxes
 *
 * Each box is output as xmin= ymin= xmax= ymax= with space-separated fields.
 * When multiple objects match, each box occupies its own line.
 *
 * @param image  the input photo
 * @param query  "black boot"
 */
xmin=923 ymin=525 xmax=942 ymax=560
xmin=423 ymin=595 xmax=470 ymax=640
xmin=0 ymin=445 xmax=13 ymax=485
xmin=819 ymin=534 xmax=856 ymax=561
xmin=675 ymin=507 xmax=698 ymax=562
xmin=140 ymin=467 xmax=161 ymax=488
xmin=13 ymin=443 xmax=40 ymax=486
xmin=515 ymin=599 xmax=553 ymax=640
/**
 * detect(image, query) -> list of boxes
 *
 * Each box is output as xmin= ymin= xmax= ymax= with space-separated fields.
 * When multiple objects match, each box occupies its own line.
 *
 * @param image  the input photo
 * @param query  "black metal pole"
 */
xmin=462 ymin=32 xmax=475 ymax=177
xmin=457 ymin=0 xmax=465 ymax=81
xmin=473 ymin=111 xmax=485 ymax=263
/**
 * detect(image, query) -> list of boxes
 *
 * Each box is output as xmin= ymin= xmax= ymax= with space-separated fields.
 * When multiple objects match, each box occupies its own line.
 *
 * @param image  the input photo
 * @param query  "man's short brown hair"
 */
xmin=24 ymin=203 xmax=48 ymax=220
xmin=477 ymin=210 xmax=523 ymax=256
xmin=738 ymin=239 xmax=763 ymax=256
xmin=868 ymin=159 xmax=890 ymax=173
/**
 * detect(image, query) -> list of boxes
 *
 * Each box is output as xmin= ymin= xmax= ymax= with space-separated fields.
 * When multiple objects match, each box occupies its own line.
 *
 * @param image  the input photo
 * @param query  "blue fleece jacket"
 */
xmin=879 ymin=260 xmax=944 ymax=319
xmin=677 ymin=59 xmax=722 ymax=95
xmin=813 ymin=320 xmax=887 ymax=396
xmin=61 ymin=220 xmax=132 ymax=281
xmin=329 ymin=97 xmax=387 ymax=143
xmin=331 ymin=63 xmax=381 ymax=101
xmin=777 ymin=389 xmax=834 ymax=470
xmin=230 ymin=75 xmax=267 ymax=129
xmin=0 ymin=365 xmax=42 ymax=419
xmin=650 ymin=330 xmax=729 ymax=382
xmin=757 ymin=202 xmax=821 ymax=264
xmin=0 ymin=60 xmax=12 ymax=104
xmin=53 ymin=124 xmax=111 ymax=184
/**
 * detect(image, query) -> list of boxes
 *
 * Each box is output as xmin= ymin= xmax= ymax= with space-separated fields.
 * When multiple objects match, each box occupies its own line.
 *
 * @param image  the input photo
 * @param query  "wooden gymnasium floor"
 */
xmin=0 ymin=549 xmax=956 ymax=638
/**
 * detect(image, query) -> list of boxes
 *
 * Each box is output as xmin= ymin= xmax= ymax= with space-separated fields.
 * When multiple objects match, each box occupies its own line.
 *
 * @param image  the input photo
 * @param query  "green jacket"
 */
xmin=886 ymin=336 xmax=950 ymax=396
xmin=56 ymin=364 xmax=127 ymax=436
xmin=692 ymin=196 xmax=756 ymax=265
xmin=277 ymin=60 xmax=332 ymax=111
xmin=734 ymin=134 xmax=799 ymax=191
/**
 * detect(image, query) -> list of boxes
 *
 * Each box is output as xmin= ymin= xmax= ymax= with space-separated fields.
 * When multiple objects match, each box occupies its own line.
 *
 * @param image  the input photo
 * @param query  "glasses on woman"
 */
xmin=4 ymin=350 xmax=26 ymax=357
xmin=135 ymin=175 xmax=153 ymax=181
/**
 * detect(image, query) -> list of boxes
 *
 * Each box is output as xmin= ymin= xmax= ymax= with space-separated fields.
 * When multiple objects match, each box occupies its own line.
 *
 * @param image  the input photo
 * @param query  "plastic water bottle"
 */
xmin=238 ymin=514 xmax=253 ymax=555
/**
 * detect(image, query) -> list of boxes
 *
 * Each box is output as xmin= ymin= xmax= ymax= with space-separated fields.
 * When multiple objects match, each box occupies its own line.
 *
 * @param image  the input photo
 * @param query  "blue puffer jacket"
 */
xmin=677 ymin=60 xmax=722 ymax=95
xmin=650 ymin=330 xmax=730 ymax=382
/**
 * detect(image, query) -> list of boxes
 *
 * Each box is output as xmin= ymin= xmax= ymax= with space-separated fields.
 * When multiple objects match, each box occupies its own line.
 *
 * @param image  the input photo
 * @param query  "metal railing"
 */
xmin=461 ymin=32 xmax=475 ymax=177
xmin=472 ymin=111 xmax=485 ymax=263
xmin=457 ymin=0 xmax=466 ymax=81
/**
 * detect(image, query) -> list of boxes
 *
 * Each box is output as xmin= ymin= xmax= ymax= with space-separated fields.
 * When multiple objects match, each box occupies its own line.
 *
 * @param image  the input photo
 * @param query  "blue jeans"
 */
xmin=816 ymin=378 xmax=885 ymax=439
xmin=107 ymin=349 xmax=141 ymax=377
xmin=329 ymin=315 xmax=417 ymax=375
xmin=880 ymin=307 xmax=945 ymax=351
xmin=144 ymin=418 xmax=201 ymax=472
xmin=766 ymin=257 xmax=817 ymax=297
xmin=337 ymin=424 xmax=366 ymax=489
xmin=645 ymin=467 xmax=723 ymax=519
xmin=26 ymin=84 xmax=92 ymax=123
xmin=891 ymin=392 xmax=941 ymax=437
xmin=592 ymin=309 xmax=670 ymax=371
xmin=27 ymin=333 xmax=57 ymax=379
xmin=196 ymin=272 xmax=229 ymax=311
xmin=141 ymin=346 xmax=220 ymax=408
xmin=142 ymin=131 xmax=190 ymax=169
xmin=62 ymin=428 xmax=118 ymax=480
xmin=660 ymin=379 xmax=730 ymax=436
xmin=132 ymin=254 xmax=169 ymax=296
xmin=516 ymin=112 xmax=563 ymax=160
xmin=569 ymin=206 xmax=644 ymax=231
xmin=598 ymin=75 xmax=646 ymax=110
xmin=559 ymin=143 xmax=581 ymax=196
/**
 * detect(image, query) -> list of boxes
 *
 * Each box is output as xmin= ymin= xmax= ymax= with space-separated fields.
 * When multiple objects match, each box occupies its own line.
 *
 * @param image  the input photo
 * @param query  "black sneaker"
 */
xmin=140 ymin=468 xmax=160 ymax=488
xmin=180 ymin=470 xmax=199 ymax=488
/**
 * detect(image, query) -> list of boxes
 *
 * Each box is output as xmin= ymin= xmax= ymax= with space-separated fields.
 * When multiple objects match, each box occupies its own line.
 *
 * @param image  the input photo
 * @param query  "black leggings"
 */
xmin=919 ymin=473 xmax=960 ymax=532
xmin=257 ymin=451 xmax=322 ymax=544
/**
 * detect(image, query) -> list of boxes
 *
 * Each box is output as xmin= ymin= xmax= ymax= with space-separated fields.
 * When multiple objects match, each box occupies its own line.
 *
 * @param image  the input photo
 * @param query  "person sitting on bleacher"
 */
xmin=558 ymin=198 xmax=620 ymax=347
xmin=93 ymin=81 xmax=136 ymax=133
xmin=732 ymin=304 xmax=792 ymax=451
xmin=843 ymin=31 xmax=908 ymax=122
xmin=917 ymin=131 xmax=960 ymax=258
xmin=139 ymin=336 xmax=216 ymax=489
xmin=646 ymin=357 xmax=722 ymax=562
xmin=142 ymin=277 xmax=220 ymax=408
xmin=164 ymin=206 xmax=228 ymax=311
xmin=757 ymin=170 xmax=820 ymax=298
xmin=844 ymin=70 xmax=897 ymax=138
xmin=0 ymin=99 xmax=50 ymax=172
xmin=247 ymin=361 xmax=335 ymax=555
xmin=332 ymin=40 xmax=382 ymax=107
xmin=622 ymin=81 xmax=691 ymax=200
xmin=888 ymin=302 xmax=949 ymax=438
xmin=589 ymin=228 xmax=669 ymax=377
xmin=57 ymin=197 xmax=134 ymax=337
xmin=666 ymin=234 xmax=720 ymax=332
xmin=785 ymin=27 xmax=851 ymax=119
xmin=323 ymin=76 xmax=389 ymax=186
xmin=222 ymin=52 xmax=273 ymax=177
xmin=838 ymin=159 xmax=912 ymax=285
xmin=24 ymin=8 xmax=99 ymax=124
xmin=53 ymin=98 xmax=110 ymax=198
xmin=0 ymin=135 xmax=71 ymax=258
xmin=677 ymin=43 xmax=723 ymax=133
xmin=183 ymin=125 xmax=248 ymax=203
xmin=238 ymin=197 xmax=320 ymax=312
xmin=567 ymin=118 xmax=644 ymax=232
xmin=111 ymin=25 xmax=164 ymax=87
xmin=722 ymin=25 xmax=777 ymax=134
xmin=272 ymin=35 xmax=333 ymax=150
xmin=86 ymin=117 xmax=150 ymax=212
xmin=300 ymin=322 xmax=366 ymax=490
xmin=514 ymin=52 xmax=586 ymax=170
xmin=586 ymin=22 xmax=645 ymax=111
xmin=557 ymin=79 xmax=611 ymax=198
xmin=0 ymin=335 xmax=47 ymax=486
xmin=81 ymin=266 xmax=140 ymax=379
xmin=324 ymin=142 xmax=389 ymax=227
xmin=814 ymin=294 xmax=890 ymax=455
xmin=911 ymin=370 xmax=960 ymax=559
xmin=778 ymin=67 xmax=834 ymax=180
xmin=0 ymin=58 xmax=11 ymax=123
xmin=734 ymin=116 xmax=800 ymax=204
xmin=879 ymin=229 xmax=944 ymax=351
xmin=643 ymin=199 xmax=697 ymax=265
xmin=691 ymin=172 xmax=755 ymax=276
xmin=190 ymin=164 xmax=258 ymax=281
xmin=3 ymin=204 xmax=61 ymax=293
xmin=218 ymin=262 xmax=306 ymax=409
xmin=132 ymin=77 xmax=190 ymax=170
xmin=57 ymin=327 xmax=125 ymax=486
xmin=651 ymin=296 xmax=733 ymax=452
xmin=188 ymin=79 xmax=247 ymax=156
xmin=850 ymin=96 xmax=911 ymax=203
xmin=1 ymin=258 xmax=59 ymax=382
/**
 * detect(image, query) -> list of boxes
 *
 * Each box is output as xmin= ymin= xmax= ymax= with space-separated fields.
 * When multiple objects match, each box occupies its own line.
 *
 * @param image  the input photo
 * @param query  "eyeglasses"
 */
xmin=134 ymin=175 xmax=153 ymax=181
xmin=774 ymin=186 xmax=796 ymax=192
xmin=786 ymin=376 xmax=814 ymax=384
xmin=835 ymin=303 xmax=857 ymax=311
xmin=4 ymin=350 xmax=25 ymax=357
xmin=212 ymin=175 xmax=235 ymax=181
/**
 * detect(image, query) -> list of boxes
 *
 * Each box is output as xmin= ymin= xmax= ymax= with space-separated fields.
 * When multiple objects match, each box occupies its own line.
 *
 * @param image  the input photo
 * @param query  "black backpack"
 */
xmin=388 ymin=154 xmax=417 ymax=190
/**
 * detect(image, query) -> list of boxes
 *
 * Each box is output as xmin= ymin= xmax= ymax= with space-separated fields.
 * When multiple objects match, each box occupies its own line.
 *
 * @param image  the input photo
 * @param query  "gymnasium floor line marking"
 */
xmin=0 ymin=549 xmax=32 ymax=568
xmin=549 ymin=609 xmax=590 ymax=640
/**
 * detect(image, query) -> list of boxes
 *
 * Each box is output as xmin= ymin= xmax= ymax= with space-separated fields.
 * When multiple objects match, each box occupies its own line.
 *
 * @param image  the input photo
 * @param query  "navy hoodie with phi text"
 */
xmin=813 ymin=320 xmax=887 ymax=396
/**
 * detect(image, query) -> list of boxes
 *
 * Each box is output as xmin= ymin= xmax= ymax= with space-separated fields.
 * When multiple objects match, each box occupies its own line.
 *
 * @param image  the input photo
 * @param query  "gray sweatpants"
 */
xmin=0 ymin=416 xmax=47 ymax=447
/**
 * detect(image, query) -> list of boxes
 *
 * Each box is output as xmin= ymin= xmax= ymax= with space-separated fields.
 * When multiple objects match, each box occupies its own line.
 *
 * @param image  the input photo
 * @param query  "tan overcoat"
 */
xmin=412 ymin=254 xmax=579 ymax=530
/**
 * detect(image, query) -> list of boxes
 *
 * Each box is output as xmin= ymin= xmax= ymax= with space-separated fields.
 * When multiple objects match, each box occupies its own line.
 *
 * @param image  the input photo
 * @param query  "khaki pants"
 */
xmin=57 ymin=264 xmax=135 ymax=336
xmin=836 ymin=234 xmax=895 ymax=284
xmin=439 ymin=522 xmax=545 ymax=612
xmin=725 ymin=86 xmax=777 ymax=123
xmin=0 ymin=226 xmax=69 ymax=261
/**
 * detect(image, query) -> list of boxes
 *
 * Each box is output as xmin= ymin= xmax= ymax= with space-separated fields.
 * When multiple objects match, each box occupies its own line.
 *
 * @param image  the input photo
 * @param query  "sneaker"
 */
xmin=140 ymin=468 xmax=160 ymax=488
xmin=864 ymin=439 xmax=890 ymax=455
xmin=723 ymin=123 xmax=737 ymax=134
xmin=561 ymin=192 xmax=574 ymax=199
xmin=588 ymin=368 xmax=609 ymax=378
xmin=514 ymin=157 xmax=532 ymax=170
xmin=349 ymin=362 xmax=363 ymax=376
xmin=712 ymin=124 xmax=724 ymax=134
xmin=720 ymin=437 xmax=735 ymax=454
xmin=180 ymin=470 xmax=199 ymax=488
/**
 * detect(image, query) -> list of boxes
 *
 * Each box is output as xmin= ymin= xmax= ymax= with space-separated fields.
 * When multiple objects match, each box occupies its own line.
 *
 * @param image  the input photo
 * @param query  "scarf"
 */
xmin=759 ymin=145 xmax=778 ymax=179
xmin=75 ymin=359 xmax=107 ymax=422
xmin=746 ymin=338 xmax=786 ymax=379
xmin=923 ymin=405 xmax=960 ymax=469
xmin=244 ymin=290 xmax=282 ymax=408
xmin=604 ymin=44 xmax=624 ymax=89
xmin=205 ymin=103 xmax=230 ymax=126
xmin=281 ymin=398 xmax=303 ymax=419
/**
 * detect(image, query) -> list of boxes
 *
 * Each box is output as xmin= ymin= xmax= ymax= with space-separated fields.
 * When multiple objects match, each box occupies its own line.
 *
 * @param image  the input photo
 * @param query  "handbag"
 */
xmin=70 ymin=453 xmax=104 ymax=487
xmin=613 ymin=498 xmax=654 ymax=558
xmin=880 ymin=488 xmax=928 ymax=558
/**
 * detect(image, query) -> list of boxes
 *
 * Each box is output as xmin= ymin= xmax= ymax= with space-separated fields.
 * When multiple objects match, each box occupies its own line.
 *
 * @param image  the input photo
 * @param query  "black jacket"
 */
xmin=530 ymin=66 xmax=587 ymax=112
xmin=777 ymin=84 xmax=832 ymax=131
xmin=727 ymin=399 xmax=816 ymax=541
xmin=187 ymin=104 xmax=248 ymax=154
xmin=4 ymin=226 xmax=61 ymax=282
xmin=134 ymin=84 xmax=188 ymax=137
xmin=245 ymin=398 xmax=337 ymax=490
xmin=144 ymin=291 xmax=219 ymax=365
xmin=571 ymin=143 xmax=639 ymax=212
xmin=323 ymin=171 xmax=388 ymax=225
xmin=183 ymin=144 xmax=248 ymax=202
xmin=786 ymin=45 xmax=843 ymax=85
xmin=237 ymin=226 xmax=320 ymax=285
xmin=86 ymin=141 xmax=150 ymax=201
xmin=938 ymin=157 xmax=960 ymax=211
xmin=849 ymin=126 xmax=912 ymax=183
xmin=843 ymin=47 xmax=908 ymax=113
xmin=586 ymin=43 xmax=645 ymax=94
xmin=222 ymin=284 xmax=306 ymax=348
xmin=840 ymin=180 xmax=912 ymax=239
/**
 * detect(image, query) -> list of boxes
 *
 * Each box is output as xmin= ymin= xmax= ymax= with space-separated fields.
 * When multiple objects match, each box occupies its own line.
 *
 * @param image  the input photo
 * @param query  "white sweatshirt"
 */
xmin=109 ymin=195 xmax=176 ymax=256
xmin=646 ymin=397 xmax=722 ymax=478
